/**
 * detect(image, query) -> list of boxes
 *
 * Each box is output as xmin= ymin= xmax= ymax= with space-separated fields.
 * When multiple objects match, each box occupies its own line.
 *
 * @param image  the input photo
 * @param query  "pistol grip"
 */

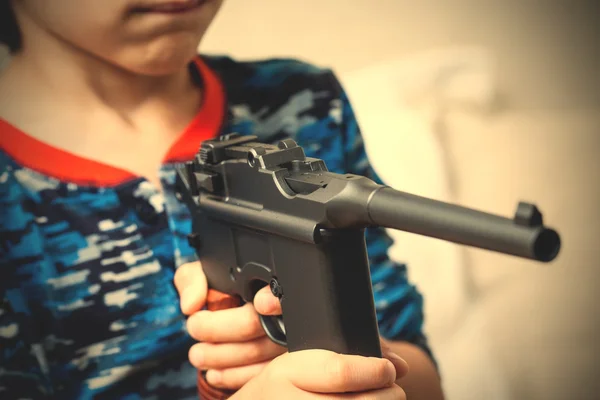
xmin=196 ymin=289 xmax=242 ymax=400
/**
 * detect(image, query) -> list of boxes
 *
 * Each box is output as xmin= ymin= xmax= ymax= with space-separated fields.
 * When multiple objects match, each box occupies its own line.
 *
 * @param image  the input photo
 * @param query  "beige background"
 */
xmin=1 ymin=1 xmax=598 ymax=399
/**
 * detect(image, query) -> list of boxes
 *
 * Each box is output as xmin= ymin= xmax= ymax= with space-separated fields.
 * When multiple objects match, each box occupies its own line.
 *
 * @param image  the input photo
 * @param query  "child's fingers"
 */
xmin=379 ymin=338 xmax=410 ymax=380
xmin=174 ymin=261 xmax=208 ymax=315
xmin=205 ymin=361 xmax=270 ymax=390
xmin=253 ymin=285 xmax=282 ymax=316
xmin=326 ymin=385 xmax=406 ymax=400
xmin=381 ymin=350 xmax=409 ymax=381
xmin=273 ymin=350 xmax=398 ymax=393
xmin=186 ymin=303 xmax=265 ymax=343
xmin=188 ymin=335 xmax=286 ymax=370
xmin=179 ymin=281 xmax=209 ymax=315
xmin=173 ymin=261 xmax=203 ymax=293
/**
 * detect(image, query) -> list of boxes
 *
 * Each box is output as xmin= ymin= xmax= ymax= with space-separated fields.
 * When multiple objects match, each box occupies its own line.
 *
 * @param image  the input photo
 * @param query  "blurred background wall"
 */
xmin=200 ymin=1 xmax=599 ymax=399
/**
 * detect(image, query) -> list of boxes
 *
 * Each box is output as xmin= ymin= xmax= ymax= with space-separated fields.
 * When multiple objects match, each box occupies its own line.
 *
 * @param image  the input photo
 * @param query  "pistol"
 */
xmin=175 ymin=133 xmax=561 ymax=361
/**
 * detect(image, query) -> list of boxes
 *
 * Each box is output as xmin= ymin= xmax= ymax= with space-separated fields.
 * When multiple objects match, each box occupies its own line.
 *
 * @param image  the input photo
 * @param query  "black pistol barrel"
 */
xmin=366 ymin=187 xmax=560 ymax=262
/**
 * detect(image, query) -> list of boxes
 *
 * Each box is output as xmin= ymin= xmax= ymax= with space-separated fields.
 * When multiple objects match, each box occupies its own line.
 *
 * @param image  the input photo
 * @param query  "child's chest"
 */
xmin=1 ymin=170 xmax=196 ymax=390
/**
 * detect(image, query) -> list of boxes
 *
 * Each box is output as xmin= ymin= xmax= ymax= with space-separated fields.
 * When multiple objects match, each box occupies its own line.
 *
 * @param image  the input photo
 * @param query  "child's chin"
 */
xmin=132 ymin=58 xmax=196 ymax=76
xmin=115 ymin=45 xmax=200 ymax=76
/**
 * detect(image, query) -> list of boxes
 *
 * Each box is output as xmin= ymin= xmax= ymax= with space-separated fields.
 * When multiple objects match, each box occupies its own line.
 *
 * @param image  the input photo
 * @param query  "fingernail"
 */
xmin=387 ymin=352 xmax=405 ymax=363
xmin=206 ymin=370 xmax=221 ymax=385
xmin=387 ymin=352 xmax=409 ymax=371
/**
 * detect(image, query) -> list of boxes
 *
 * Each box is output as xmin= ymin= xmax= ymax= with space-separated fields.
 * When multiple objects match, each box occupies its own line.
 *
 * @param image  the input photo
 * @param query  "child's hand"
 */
xmin=233 ymin=349 xmax=407 ymax=399
xmin=174 ymin=261 xmax=409 ymax=394
xmin=174 ymin=261 xmax=287 ymax=390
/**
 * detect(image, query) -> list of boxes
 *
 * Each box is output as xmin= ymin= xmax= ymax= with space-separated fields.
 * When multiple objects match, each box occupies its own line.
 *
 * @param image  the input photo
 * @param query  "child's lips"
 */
xmin=131 ymin=0 xmax=204 ymax=13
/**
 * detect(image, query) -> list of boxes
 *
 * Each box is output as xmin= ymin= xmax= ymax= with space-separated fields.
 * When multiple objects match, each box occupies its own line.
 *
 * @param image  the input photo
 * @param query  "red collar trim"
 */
xmin=0 ymin=56 xmax=225 ymax=187
xmin=162 ymin=57 xmax=225 ymax=164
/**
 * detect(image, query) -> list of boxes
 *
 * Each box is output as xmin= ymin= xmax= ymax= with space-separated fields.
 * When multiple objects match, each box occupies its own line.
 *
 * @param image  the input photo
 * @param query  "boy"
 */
xmin=0 ymin=0 xmax=443 ymax=399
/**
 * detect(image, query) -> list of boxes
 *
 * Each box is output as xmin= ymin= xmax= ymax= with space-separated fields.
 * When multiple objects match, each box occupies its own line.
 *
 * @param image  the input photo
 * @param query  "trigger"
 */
xmin=259 ymin=315 xmax=287 ymax=347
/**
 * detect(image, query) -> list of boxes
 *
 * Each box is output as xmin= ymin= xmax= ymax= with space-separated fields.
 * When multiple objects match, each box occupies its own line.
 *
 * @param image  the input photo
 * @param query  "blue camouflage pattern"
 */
xmin=0 ymin=55 xmax=431 ymax=399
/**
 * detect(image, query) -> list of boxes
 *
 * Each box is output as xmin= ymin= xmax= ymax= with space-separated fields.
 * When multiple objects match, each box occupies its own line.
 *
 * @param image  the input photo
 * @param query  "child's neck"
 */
xmin=0 ymin=12 xmax=203 ymax=190
xmin=4 ymin=11 xmax=201 ymax=129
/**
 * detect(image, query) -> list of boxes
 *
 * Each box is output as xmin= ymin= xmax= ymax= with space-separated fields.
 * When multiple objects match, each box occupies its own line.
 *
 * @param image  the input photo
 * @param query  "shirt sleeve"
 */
xmin=324 ymin=71 xmax=437 ymax=364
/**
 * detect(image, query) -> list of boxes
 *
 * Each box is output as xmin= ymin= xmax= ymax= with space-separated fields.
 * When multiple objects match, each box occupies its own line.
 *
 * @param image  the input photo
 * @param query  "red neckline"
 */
xmin=0 ymin=56 xmax=225 ymax=187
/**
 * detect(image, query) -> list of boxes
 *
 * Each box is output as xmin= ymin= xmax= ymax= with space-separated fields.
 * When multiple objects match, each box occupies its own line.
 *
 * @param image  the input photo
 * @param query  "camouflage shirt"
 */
xmin=0 ymin=55 xmax=431 ymax=399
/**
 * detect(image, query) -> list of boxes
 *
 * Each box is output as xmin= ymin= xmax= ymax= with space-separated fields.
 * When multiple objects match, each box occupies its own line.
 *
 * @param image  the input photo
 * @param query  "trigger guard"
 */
xmin=259 ymin=315 xmax=287 ymax=347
